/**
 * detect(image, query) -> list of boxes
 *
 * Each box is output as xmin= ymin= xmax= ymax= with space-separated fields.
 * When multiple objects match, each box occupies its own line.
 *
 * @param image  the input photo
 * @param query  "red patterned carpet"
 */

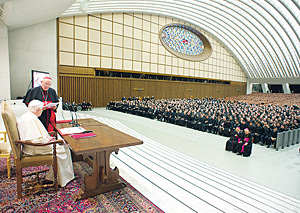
xmin=0 ymin=158 xmax=163 ymax=212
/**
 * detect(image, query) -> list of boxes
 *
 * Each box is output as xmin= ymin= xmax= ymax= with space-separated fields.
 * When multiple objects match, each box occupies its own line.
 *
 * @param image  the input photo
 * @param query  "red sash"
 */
xmin=43 ymin=101 xmax=56 ymax=132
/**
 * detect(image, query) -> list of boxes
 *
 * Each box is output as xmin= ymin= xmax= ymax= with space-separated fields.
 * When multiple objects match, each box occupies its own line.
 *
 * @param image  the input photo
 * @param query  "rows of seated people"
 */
xmin=122 ymin=96 xmax=154 ymax=101
xmin=65 ymin=101 xmax=92 ymax=111
xmin=107 ymin=96 xmax=300 ymax=151
xmin=80 ymin=101 xmax=92 ymax=111
xmin=225 ymin=92 xmax=300 ymax=107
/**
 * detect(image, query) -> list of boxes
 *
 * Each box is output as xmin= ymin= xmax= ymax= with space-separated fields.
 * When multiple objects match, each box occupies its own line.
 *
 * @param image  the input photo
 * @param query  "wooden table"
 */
xmin=56 ymin=118 xmax=143 ymax=200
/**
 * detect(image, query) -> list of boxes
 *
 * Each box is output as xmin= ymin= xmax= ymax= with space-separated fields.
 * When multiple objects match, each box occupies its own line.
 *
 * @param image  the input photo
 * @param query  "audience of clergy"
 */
xmin=65 ymin=101 xmax=92 ymax=111
xmin=107 ymin=94 xmax=300 ymax=151
xmin=234 ymin=128 xmax=252 ymax=157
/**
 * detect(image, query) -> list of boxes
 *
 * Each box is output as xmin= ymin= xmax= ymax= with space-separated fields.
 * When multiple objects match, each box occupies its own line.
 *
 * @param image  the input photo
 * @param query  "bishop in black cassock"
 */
xmin=23 ymin=77 xmax=59 ymax=132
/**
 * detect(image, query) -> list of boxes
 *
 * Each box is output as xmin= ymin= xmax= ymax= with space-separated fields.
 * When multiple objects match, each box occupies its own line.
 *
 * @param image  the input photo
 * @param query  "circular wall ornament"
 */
xmin=159 ymin=24 xmax=212 ymax=61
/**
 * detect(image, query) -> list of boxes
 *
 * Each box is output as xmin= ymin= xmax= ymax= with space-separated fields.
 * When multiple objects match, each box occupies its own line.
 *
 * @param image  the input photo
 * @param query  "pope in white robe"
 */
xmin=17 ymin=100 xmax=74 ymax=187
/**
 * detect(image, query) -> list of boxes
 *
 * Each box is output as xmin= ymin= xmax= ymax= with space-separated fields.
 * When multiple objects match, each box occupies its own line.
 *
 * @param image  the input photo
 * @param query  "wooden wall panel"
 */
xmin=146 ymin=81 xmax=157 ymax=98
xmin=216 ymin=85 xmax=226 ymax=99
xmin=114 ymin=79 xmax=123 ymax=101
xmin=175 ymin=82 xmax=184 ymax=98
xmin=201 ymin=84 xmax=210 ymax=98
xmin=97 ymin=78 xmax=104 ymax=106
xmin=103 ymin=78 xmax=110 ymax=106
xmin=59 ymin=66 xmax=95 ymax=76
xmin=59 ymin=75 xmax=247 ymax=107
xmin=121 ymin=79 xmax=131 ymax=99
xmin=131 ymin=79 xmax=146 ymax=98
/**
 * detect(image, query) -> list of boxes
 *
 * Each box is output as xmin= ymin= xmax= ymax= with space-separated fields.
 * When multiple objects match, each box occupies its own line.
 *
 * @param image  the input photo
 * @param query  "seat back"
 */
xmin=276 ymin=132 xmax=283 ymax=151
xmin=291 ymin=130 xmax=296 ymax=145
xmin=1 ymin=101 xmax=21 ymax=159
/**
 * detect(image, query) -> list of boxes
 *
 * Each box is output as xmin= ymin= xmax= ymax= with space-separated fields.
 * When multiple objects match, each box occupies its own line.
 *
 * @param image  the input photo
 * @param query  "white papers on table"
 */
xmin=58 ymin=127 xmax=86 ymax=135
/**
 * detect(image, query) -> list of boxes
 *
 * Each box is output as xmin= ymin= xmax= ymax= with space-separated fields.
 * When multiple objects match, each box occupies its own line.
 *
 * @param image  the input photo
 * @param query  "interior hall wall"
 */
xmin=58 ymin=13 xmax=247 ymax=82
xmin=0 ymin=20 xmax=10 ymax=101
xmin=8 ymin=20 xmax=57 ymax=99
xmin=57 ymin=13 xmax=247 ymax=106
xmin=59 ymin=75 xmax=246 ymax=107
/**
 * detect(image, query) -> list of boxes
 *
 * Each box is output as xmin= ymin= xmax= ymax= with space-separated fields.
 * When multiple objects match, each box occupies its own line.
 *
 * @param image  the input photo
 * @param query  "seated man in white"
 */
xmin=17 ymin=100 xmax=74 ymax=187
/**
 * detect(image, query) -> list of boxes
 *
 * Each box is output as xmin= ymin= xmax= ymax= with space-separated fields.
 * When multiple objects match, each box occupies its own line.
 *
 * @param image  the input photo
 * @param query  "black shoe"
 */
xmin=42 ymin=179 xmax=53 ymax=185
xmin=267 ymin=145 xmax=270 ymax=148
xmin=237 ymin=153 xmax=242 ymax=155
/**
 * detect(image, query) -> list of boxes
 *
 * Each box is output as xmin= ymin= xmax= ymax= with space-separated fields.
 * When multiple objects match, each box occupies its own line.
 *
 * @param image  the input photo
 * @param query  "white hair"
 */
xmin=28 ymin=100 xmax=44 ymax=113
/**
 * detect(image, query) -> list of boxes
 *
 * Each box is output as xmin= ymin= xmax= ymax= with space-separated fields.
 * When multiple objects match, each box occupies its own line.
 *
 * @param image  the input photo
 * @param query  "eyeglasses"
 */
xmin=43 ymin=82 xmax=51 ymax=86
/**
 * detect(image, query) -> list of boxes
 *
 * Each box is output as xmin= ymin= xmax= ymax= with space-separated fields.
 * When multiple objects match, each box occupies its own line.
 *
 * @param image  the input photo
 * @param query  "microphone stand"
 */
xmin=65 ymin=101 xmax=75 ymax=125
xmin=70 ymin=104 xmax=80 ymax=127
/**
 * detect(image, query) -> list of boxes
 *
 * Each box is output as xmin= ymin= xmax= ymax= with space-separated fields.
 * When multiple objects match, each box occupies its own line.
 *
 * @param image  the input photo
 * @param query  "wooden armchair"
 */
xmin=1 ymin=101 xmax=63 ymax=199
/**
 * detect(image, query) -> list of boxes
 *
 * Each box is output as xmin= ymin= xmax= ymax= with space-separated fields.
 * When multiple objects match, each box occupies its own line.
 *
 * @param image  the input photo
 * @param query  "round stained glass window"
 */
xmin=159 ymin=24 xmax=212 ymax=61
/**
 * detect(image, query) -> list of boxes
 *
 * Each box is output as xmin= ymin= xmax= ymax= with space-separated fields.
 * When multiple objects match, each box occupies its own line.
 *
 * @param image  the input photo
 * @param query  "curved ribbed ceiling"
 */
xmin=62 ymin=0 xmax=300 ymax=79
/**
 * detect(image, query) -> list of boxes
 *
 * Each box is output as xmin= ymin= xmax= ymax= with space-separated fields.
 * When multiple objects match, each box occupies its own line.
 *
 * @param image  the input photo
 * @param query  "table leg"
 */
xmin=75 ymin=149 xmax=125 ymax=200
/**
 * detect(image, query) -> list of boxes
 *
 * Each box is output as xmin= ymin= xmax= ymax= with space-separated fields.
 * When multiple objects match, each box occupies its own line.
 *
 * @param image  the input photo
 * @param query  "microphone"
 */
xmin=69 ymin=102 xmax=80 ymax=127
xmin=64 ymin=101 xmax=75 ymax=125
